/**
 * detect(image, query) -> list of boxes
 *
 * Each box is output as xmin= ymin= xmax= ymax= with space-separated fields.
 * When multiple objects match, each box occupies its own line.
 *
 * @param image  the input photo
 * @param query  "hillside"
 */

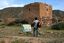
xmin=0 ymin=7 xmax=23 ymax=19
xmin=53 ymin=10 xmax=64 ymax=18
xmin=0 ymin=7 xmax=64 ymax=19
xmin=52 ymin=10 xmax=64 ymax=23
xmin=0 ymin=7 xmax=64 ymax=24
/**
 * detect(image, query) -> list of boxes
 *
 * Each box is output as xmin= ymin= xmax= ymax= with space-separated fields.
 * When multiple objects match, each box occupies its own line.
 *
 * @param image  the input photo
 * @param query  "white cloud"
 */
xmin=10 ymin=4 xmax=25 ymax=7
xmin=0 ymin=0 xmax=8 ymax=9
xmin=0 ymin=0 xmax=25 ymax=10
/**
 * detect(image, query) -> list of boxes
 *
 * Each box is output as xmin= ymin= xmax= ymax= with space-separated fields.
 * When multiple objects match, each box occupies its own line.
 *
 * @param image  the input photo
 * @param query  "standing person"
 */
xmin=33 ymin=17 xmax=39 ymax=37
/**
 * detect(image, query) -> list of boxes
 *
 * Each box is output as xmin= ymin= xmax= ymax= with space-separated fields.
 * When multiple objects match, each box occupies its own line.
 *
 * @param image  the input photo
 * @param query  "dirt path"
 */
xmin=1 ymin=36 xmax=63 ymax=43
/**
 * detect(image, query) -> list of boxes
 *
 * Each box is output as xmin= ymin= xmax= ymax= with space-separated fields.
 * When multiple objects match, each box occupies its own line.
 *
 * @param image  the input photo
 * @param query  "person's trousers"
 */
xmin=33 ymin=28 xmax=38 ymax=37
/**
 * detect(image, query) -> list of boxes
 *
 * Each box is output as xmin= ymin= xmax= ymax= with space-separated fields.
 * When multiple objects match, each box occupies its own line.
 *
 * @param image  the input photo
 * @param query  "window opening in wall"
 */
xmin=29 ymin=8 xmax=30 ymax=11
xmin=45 ymin=6 xmax=48 ymax=11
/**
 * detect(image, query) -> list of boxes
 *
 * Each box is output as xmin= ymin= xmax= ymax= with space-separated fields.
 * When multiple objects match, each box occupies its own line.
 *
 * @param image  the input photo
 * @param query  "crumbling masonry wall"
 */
xmin=21 ymin=2 xmax=52 ymax=26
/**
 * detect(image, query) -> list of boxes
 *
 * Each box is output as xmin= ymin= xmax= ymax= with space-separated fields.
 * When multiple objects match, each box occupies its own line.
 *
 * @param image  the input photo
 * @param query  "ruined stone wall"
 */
xmin=21 ymin=2 xmax=52 ymax=26
xmin=39 ymin=3 xmax=52 ymax=26
xmin=21 ymin=3 xmax=40 ymax=24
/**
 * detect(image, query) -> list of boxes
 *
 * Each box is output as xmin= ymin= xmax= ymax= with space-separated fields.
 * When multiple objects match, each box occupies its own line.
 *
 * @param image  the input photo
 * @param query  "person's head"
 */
xmin=35 ymin=17 xmax=38 ymax=20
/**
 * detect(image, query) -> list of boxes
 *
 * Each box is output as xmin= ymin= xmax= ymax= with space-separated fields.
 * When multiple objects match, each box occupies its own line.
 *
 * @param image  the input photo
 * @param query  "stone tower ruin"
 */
xmin=21 ymin=2 xmax=52 ymax=26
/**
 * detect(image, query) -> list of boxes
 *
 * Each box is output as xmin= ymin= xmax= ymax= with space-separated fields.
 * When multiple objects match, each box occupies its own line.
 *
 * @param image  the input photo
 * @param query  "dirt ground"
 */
xmin=0 ymin=36 xmax=64 ymax=43
xmin=0 ymin=26 xmax=64 ymax=43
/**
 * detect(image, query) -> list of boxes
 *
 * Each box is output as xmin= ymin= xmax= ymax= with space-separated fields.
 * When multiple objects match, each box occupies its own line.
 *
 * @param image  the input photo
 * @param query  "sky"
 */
xmin=0 ymin=0 xmax=64 ymax=11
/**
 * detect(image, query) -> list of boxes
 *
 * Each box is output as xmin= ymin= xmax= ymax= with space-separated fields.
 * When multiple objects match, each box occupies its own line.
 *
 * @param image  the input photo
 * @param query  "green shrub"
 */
xmin=21 ymin=20 xmax=29 ymax=24
xmin=51 ymin=22 xmax=64 ymax=30
xmin=11 ymin=40 xmax=19 ymax=43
